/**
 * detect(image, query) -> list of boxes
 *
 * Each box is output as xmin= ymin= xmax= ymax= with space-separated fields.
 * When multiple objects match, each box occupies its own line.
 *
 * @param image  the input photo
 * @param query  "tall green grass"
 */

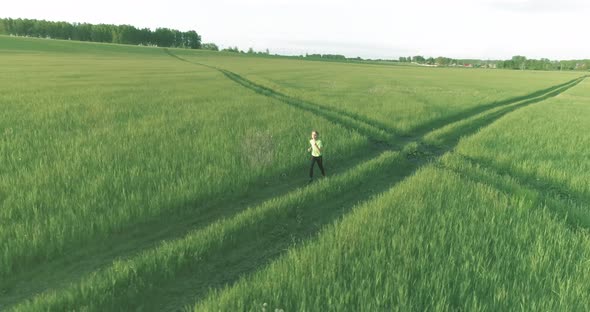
xmin=3 ymin=35 xmax=588 ymax=311
xmin=195 ymin=164 xmax=590 ymax=311
xmin=0 ymin=34 xmax=189 ymax=56
xmin=174 ymin=50 xmax=581 ymax=134
xmin=10 ymin=150 xmax=405 ymax=311
xmin=454 ymin=78 xmax=590 ymax=201
xmin=0 ymin=36 xmax=367 ymax=276
xmin=422 ymin=76 xmax=586 ymax=147
xmin=193 ymin=78 xmax=590 ymax=311
xmin=12 ymin=78 xmax=586 ymax=311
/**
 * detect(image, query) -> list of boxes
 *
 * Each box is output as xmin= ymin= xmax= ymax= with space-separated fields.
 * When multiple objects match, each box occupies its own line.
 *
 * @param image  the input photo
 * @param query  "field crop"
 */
xmin=0 ymin=36 xmax=367 ymax=279
xmin=454 ymin=78 xmax=590 ymax=204
xmin=195 ymin=77 xmax=590 ymax=311
xmin=1 ymin=35 xmax=588 ymax=311
xmin=174 ymin=50 xmax=581 ymax=134
xmin=196 ymin=164 xmax=590 ymax=311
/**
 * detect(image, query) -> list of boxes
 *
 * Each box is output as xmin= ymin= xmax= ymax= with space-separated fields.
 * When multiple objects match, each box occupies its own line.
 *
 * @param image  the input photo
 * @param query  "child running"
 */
xmin=308 ymin=130 xmax=325 ymax=182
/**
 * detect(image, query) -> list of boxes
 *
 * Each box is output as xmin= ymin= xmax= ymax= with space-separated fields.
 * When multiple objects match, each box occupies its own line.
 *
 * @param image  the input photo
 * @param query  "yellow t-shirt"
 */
xmin=310 ymin=139 xmax=323 ymax=157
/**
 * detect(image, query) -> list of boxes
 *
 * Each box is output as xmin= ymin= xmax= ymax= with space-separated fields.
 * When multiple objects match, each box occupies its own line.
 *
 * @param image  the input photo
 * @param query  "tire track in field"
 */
xmin=134 ymin=54 xmax=588 ymax=309
xmin=208 ymin=58 xmax=583 ymax=153
xmin=6 ymin=49 xmax=584 ymax=307
xmin=5 ymin=51 xmax=584 ymax=309
xmin=164 ymin=49 xmax=585 ymax=150
xmin=141 ymin=74 xmax=586 ymax=311
xmin=441 ymin=153 xmax=590 ymax=230
xmin=404 ymin=76 xmax=585 ymax=139
xmin=217 ymin=69 xmax=393 ymax=141
xmin=415 ymin=75 xmax=587 ymax=151
xmin=45 ymin=76 xmax=590 ymax=311
xmin=10 ymin=52 xmax=585 ymax=310
xmin=164 ymin=49 xmax=393 ymax=144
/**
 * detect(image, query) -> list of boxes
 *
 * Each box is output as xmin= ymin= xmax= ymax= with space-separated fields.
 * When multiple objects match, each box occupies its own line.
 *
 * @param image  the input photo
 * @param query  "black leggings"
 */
xmin=310 ymin=156 xmax=325 ymax=178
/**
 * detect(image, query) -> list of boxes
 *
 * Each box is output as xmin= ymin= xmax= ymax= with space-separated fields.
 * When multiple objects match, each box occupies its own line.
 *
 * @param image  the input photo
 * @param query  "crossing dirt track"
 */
xmin=2 ymin=36 xmax=590 ymax=311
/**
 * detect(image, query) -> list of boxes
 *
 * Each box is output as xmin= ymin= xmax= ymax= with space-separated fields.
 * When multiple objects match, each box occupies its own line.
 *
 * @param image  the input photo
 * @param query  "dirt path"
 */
xmin=3 ymin=50 xmax=585 ymax=310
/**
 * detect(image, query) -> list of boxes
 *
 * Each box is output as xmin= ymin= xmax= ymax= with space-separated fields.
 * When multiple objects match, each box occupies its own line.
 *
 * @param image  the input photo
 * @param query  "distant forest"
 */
xmin=0 ymin=18 xmax=202 ymax=49
xmin=292 ymin=54 xmax=589 ymax=71
xmin=397 ymin=55 xmax=590 ymax=71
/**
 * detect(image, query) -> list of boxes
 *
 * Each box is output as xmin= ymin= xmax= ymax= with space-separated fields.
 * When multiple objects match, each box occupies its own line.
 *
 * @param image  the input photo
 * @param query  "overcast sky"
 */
xmin=3 ymin=0 xmax=589 ymax=60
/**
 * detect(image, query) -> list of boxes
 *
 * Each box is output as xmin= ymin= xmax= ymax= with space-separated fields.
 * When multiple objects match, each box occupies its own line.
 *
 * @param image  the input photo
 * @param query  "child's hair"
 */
xmin=311 ymin=130 xmax=319 ymax=136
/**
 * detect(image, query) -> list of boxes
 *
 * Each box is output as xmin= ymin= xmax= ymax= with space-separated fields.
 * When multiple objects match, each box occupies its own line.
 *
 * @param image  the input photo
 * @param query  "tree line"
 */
xmin=399 ymin=55 xmax=589 ymax=71
xmin=496 ymin=55 xmax=589 ymax=71
xmin=0 ymin=18 xmax=201 ymax=49
xmin=2 ymin=17 xmax=588 ymax=70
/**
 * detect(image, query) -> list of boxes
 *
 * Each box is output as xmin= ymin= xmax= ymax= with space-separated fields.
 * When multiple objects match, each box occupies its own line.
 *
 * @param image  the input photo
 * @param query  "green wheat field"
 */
xmin=1 ymin=35 xmax=589 ymax=311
